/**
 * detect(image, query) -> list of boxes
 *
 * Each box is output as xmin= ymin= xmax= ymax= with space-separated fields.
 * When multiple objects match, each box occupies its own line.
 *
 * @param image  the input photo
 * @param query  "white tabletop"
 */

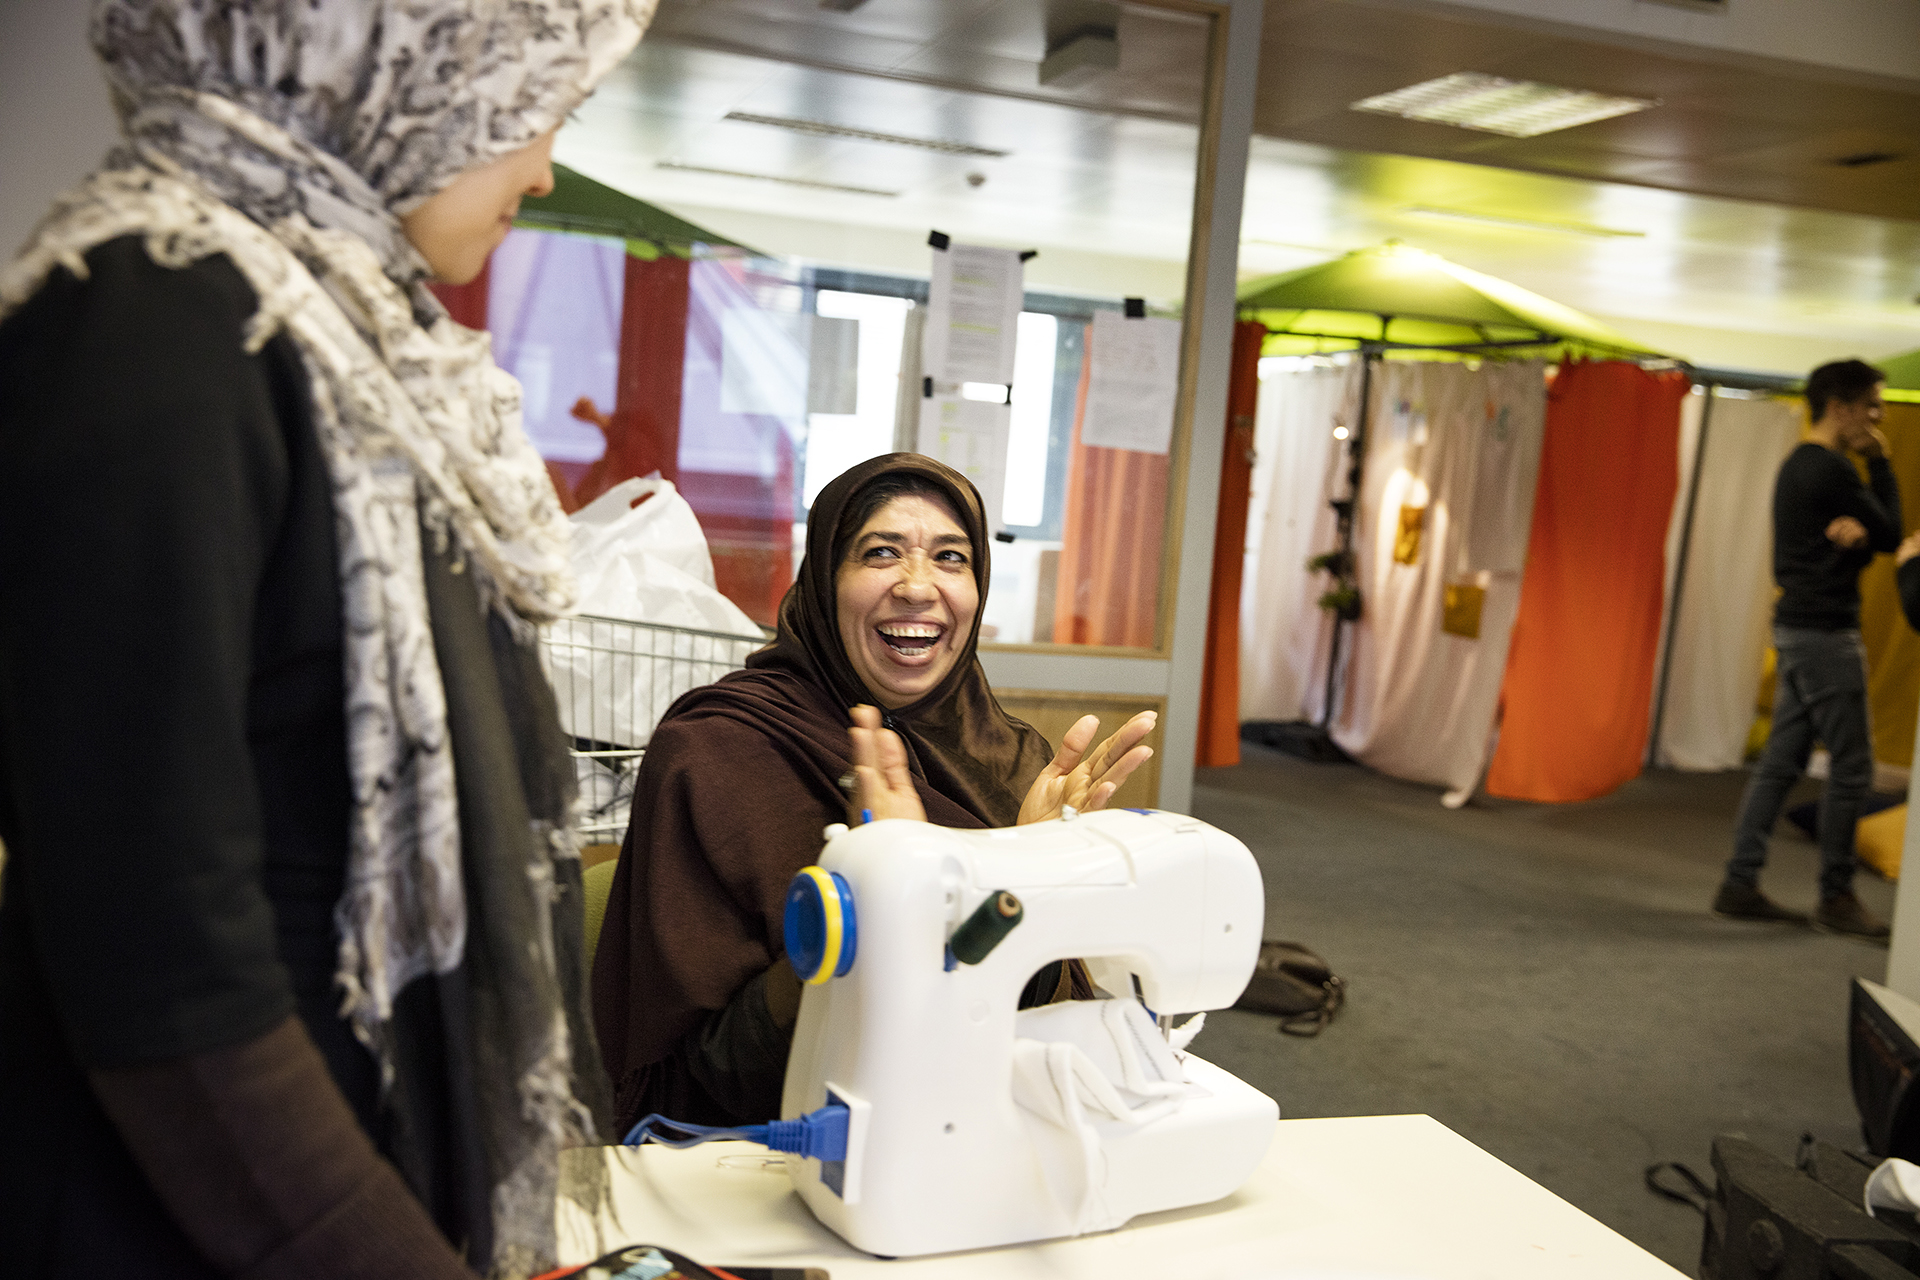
xmin=557 ymin=1113 xmax=1686 ymax=1278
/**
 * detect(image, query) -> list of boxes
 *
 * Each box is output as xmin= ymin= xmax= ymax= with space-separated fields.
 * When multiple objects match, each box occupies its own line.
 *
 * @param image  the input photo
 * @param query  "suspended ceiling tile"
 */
xmin=597 ymin=43 xmax=775 ymax=117
xmin=719 ymin=0 xmax=1005 ymax=53
xmin=570 ymin=100 xmax=714 ymax=158
xmin=1717 ymin=126 xmax=1920 ymax=173
xmin=1267 ymin=0 xmax=1553 ymax=69
xmin=1269 ymin=105 xmax=1523 ymax=159
xmin=730 ymin=68 xmax=985 ymax=138
xmin=889 ymin=5 xmax=1206 ymax=113
xmin=647 ymin=0 xmax=933 ymax=72
xmin=1256 ymin=49 xmax=1445 ymax=131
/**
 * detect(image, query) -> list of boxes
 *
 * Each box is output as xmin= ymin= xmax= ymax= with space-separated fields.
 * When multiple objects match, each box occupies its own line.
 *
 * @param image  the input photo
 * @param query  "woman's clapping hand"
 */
xmin=1017 ymin=710 xmax=1156 ymax=826
xmin=846 ymin=704 xmax=927 ymax=825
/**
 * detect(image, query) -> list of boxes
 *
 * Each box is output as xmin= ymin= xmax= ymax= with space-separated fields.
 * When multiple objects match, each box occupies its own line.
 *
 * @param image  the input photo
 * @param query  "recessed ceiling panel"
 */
xmin=1258 ymin=0 xmax=1920 ymax=222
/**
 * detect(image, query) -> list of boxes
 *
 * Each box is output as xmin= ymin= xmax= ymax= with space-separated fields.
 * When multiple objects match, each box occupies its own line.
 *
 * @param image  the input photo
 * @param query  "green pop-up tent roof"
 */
xmin=514 ymin=164 xmax=759 ymax=257
xmin=1238 ymin=242 xmax=1665 ymax=360
xmin=1880 ymin=349 xmax=1920 ymax=394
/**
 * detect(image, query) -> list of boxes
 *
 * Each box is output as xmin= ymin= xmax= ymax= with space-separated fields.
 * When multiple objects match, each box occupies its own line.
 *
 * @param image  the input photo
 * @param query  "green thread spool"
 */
xmin=949 ymin=890 xmax=1023 ymax=965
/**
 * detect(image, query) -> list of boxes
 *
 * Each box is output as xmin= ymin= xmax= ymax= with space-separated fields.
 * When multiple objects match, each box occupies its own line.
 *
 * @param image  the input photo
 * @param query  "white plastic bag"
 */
xmin=569 ymin=477 xmax=757 ymax=626
xmin=549 ymin=478 xmax=761 ymax=748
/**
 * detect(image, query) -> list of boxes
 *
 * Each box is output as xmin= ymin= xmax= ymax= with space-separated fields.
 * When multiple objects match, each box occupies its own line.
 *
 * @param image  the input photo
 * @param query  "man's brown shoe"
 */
xmin=1813 ymin=892 xmax=1890 ymax=943
xmin=1711 ymin=881 xmax=1808 ymax=924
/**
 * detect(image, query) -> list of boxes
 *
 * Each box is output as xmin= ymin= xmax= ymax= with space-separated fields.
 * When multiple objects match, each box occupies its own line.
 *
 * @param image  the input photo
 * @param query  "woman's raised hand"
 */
xmin=847 ymin=704 xmax=926 ymax=825
xmin=1017 ymin=710 xmax=1156 ymax=826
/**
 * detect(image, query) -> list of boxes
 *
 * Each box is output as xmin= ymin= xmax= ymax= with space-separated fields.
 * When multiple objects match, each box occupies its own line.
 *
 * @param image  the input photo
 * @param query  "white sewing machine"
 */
xmin=779 ymin=807 xmax=1280 ymax=1258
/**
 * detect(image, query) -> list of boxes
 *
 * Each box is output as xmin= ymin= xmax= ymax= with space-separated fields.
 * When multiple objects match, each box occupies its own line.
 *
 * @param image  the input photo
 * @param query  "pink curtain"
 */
xmin=1053 ymin=324 xmax=1169 ymax=648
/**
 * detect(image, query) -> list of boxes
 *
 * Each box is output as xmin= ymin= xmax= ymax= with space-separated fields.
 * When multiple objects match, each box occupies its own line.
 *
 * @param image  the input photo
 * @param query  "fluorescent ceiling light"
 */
xmin=1353 ymin=73 xmax=1655 ymax=138
xmin=1400 ymin=205 xmax=1645 ymax=238
xmin=723 ymin=112 xmax=1007 ymax=158
xmin=655 ymin=161 xmax=898 ymax=197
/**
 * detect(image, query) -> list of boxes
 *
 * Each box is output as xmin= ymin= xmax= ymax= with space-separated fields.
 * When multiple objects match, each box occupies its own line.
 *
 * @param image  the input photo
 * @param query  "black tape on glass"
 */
xmin=1124 ymin=297 xmax=1146 ymax=319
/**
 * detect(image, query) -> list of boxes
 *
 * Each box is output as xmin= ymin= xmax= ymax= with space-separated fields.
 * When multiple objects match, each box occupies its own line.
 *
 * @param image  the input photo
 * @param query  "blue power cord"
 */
xmin=622 ymin=1098 xmax=849 ymax=1163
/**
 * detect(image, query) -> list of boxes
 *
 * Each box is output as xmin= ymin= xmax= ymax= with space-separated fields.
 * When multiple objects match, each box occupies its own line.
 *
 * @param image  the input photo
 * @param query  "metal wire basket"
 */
xmin=541 ymin=614 xmax=763 ymax=842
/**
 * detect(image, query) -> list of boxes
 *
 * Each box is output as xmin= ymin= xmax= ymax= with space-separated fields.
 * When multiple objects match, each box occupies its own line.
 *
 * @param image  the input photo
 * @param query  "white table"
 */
xmin=557 ymin=1114 xmax=1687 ymax=1278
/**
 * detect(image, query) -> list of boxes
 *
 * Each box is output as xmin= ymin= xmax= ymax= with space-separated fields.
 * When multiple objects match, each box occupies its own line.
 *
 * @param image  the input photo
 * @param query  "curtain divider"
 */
xmin=1648 ymin=382 xmax=1718 ymax=764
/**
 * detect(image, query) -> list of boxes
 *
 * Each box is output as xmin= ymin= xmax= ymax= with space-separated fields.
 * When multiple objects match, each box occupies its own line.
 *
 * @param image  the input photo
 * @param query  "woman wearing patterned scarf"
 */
xmin=0 ymin=3 xmax=653 ymax=1276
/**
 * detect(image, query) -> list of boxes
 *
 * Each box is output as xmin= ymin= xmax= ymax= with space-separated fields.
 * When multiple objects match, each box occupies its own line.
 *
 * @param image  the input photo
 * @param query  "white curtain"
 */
xmin=1331 ymin=360 xmax=1548 ymax=793
xmin=1239 ymin=360 xmax=1361 ymax=722
xmin=1652 ymin=392 xmax=1800 ymax=770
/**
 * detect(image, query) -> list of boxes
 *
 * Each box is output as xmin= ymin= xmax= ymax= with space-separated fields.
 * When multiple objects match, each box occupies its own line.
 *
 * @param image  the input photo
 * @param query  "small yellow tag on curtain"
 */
xmin=1442 ymin=582 xmax=1486 ymax=639
xmin=1394 ymin=505 xmax=1426 ymax=565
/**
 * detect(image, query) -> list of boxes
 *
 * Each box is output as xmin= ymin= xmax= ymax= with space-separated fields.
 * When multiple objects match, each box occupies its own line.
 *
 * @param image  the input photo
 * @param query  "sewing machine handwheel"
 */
xmin=784 ymin=866 xmax=858 ymax=985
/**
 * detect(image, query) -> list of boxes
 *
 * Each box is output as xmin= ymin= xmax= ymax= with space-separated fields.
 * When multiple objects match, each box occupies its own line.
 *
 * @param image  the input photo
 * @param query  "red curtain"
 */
xmin=569 ymin=253 xmax=691 ymax=509
xmin=1053 ymin=324 xmax=1169 ymax=648
xmin=1484 ymin=361 xmax=1689 ymax=802
xmin=427 ymin=260 xmax=490 ymax=331
xmin=1195 ymin=321 xmax=1266 ymax=766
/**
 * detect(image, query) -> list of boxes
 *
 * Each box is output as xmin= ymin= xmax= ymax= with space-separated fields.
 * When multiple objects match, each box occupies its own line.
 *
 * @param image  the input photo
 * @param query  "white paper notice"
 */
xmin=917 ymin=396 xmax=1011 ymax=533
xmin=922 ymin=242 xmax=1024 ymax=386
xmin=1082 ymin=310 xmax=1182 ymax=454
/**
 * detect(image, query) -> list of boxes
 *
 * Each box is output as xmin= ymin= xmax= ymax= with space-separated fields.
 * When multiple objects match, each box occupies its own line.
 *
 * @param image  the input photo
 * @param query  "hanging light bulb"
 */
xmin=1333 ymin=425 xmax=1350 ymax=440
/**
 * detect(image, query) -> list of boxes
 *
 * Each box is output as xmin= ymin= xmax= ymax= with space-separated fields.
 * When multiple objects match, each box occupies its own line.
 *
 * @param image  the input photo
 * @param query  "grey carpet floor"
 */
xmin=1182 ymin=742 xmax=1898 ymax=1276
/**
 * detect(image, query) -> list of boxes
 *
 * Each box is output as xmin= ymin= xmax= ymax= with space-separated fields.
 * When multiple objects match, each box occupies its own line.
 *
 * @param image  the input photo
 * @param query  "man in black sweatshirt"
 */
xmin=1715 ymin=359 xmax=1897 ymax=940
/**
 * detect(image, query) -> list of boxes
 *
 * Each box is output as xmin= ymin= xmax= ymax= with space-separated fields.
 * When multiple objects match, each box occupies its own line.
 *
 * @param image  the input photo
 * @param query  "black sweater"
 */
xmin=1771 ymin=442 xmax=1901 ymax=631
xmin=0 ymin=237 xmax=541 ymax=1275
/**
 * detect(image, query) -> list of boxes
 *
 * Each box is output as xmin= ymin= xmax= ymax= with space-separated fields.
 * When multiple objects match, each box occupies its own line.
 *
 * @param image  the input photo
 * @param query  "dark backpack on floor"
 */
xmin=1234 ymin=940 xmax=1346 ymax=1037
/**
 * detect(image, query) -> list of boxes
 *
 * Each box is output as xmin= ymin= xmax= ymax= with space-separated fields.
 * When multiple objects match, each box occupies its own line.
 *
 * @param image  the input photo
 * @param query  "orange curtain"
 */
xmin=1484 ymin=361 xmax=1689 ymax=802
xmin=1052 ymin=323 xmax=1169 ymax=647
xmin=1195 ymin=321 xmax=1266 ymax=766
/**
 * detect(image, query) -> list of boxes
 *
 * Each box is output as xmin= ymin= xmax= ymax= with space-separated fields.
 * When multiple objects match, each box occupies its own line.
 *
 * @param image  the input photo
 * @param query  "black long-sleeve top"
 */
xmin=1772 ymin=441 xmax=1902 ymax=631
xmin=0 ymin=236 xmax=487 ymax=1275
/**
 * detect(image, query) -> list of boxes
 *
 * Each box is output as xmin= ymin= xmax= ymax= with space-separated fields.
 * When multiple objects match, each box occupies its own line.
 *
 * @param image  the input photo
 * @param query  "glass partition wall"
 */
xmin=443 ymin=0 xmax=1257 ymax=803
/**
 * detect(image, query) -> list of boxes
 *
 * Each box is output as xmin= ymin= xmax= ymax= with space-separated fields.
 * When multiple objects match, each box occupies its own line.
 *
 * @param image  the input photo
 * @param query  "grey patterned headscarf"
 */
xmin=1 ymin=3 xmax=654 ymax=1275
xmin=93 ymin=0 xmax=646 ymax=281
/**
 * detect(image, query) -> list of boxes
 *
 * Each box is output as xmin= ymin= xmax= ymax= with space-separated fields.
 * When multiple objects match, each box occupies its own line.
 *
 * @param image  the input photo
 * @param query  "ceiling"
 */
xmin=563 ymin=21 xmax=1208 ymax=265
xmin=638 ymin=0 xmax=1209 ymax=123
xmin=557 ymin=0 xmax=1920 ymax=371
xmin=1258 ymin=0 xmax=1920 ymax=224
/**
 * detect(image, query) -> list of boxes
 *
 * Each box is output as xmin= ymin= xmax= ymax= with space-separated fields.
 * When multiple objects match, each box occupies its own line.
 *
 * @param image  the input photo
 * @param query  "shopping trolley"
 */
xmin=540 ymin=614 xmax=765 ymax=845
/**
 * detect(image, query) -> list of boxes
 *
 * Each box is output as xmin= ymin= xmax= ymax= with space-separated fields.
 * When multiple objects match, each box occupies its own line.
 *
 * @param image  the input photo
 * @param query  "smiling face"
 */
xmin=835 ymin=493 xmax=981 ymax=710
xmin=399 ymin=129 xmax=558 ymax=284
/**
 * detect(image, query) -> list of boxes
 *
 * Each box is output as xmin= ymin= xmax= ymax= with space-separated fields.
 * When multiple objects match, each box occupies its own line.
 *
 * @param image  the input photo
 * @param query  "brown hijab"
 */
xmin=751 ymin=452 xmax=1050 ymax=820
xmin=592 ymin=453 xmax=1052 ymax=1129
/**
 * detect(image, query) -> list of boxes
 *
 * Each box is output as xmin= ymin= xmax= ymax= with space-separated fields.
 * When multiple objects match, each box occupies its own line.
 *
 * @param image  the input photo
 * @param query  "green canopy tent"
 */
xmin=1879 ymin=349 xmax=1920 ymax=403
xmin=1235 ymin=242 xmax=1670 ymax=755
xmin=1238 ymin=241 xmax=1663 ymax=359
xmin=514 ymin=163 xmax=761 ymax=258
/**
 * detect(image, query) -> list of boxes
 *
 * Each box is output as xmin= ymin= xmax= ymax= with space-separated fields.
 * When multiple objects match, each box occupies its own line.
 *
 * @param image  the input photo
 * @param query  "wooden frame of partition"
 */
xmin=980 ymin=0 xmax=1234 ymax=662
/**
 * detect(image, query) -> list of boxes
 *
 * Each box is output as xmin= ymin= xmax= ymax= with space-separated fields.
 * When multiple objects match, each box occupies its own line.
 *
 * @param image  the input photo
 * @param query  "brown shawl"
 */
xmin=591 ymin=454 xmax=1052 ymax=1128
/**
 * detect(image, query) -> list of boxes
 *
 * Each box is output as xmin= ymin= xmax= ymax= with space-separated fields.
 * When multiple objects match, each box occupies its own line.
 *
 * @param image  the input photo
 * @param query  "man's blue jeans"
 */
xmin=1726 ymin=625 xmax=1872 ymax=900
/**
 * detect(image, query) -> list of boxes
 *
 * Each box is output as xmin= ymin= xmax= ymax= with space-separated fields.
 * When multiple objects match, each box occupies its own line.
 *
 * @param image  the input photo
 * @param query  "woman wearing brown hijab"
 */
xmin=592 ymin=453 xmax=1154 ymax=1133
